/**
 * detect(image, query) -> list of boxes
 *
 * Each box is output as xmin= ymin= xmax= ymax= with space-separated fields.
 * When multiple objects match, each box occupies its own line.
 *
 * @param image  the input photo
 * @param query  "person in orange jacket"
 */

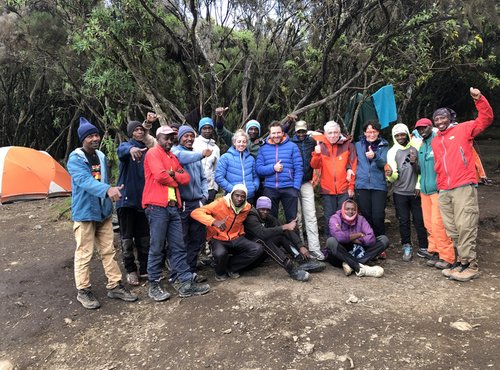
xmin=191 ymin=184 xmax=264 ymax=281
xmin=310 ymin=121 xmax=357 ymax=238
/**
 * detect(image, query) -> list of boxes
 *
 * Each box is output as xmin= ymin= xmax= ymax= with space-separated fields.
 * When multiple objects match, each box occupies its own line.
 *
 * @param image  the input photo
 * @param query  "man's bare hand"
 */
xmin=213 ymin=216 xmax=229 ymax=231
xmin=470 ymin=87 xmax=481 ymax=101
xmin=282 ymin=218 xmax=297 ymax=231
xmin=107 ymin=184 xmax=124 ymax=202
xmin=215 ymin=107 xmax=229 ymax=116
xmin=130 ymin=147 xmax=147 ymax=161
xmin=202 ymin=148 xmax=213 ymax=158
xmin=299 ymin=246 xmax=310 ymax=260
xmin=146 ymin=112 xmax=158 ymax=123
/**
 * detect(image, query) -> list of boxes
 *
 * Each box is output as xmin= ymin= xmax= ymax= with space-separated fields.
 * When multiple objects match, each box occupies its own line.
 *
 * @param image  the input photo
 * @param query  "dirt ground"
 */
xmin=1 ymin=133 xmax=499 ymax=370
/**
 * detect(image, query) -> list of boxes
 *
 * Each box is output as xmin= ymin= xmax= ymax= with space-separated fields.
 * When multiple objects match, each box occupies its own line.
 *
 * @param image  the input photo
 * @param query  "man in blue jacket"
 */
xmin=116 ymin=120 xmax=150 ymax=286
xmin=256 ymin=121 xmax=303 ymax=223
xmin=67 ymin=117 xmax=138 ymax=309
xmin=172 ymin=125 xmax=209 ymax=281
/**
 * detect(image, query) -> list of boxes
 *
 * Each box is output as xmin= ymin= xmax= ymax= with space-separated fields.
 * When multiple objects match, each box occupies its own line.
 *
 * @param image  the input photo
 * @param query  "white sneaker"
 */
xmin=356 ymin=264 xmax=384 ymax=278
xmin=342 ymin=262 xmax=354 ymax=276
xmin=310 ymin=250 xmax=326 ymax=261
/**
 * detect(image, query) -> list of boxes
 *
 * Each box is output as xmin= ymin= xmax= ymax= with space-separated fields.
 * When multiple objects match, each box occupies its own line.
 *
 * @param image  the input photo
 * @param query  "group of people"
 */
xmin=67 ymin=87 xmax=493 ymax=310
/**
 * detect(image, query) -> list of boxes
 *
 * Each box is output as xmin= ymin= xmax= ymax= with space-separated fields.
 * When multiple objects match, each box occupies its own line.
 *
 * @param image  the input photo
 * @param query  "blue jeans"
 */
xmin=322 ymin=193 xmax=349 ymax=237
xmin=263 ymin=187 xmax=299 ymax=223
xmin=145 ymin=205 xmax=192 ymax=283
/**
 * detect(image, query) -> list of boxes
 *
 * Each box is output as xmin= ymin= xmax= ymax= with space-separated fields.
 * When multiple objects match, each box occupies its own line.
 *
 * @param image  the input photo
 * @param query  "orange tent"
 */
xmin=0 ymin=146 xmax=71 ymax=204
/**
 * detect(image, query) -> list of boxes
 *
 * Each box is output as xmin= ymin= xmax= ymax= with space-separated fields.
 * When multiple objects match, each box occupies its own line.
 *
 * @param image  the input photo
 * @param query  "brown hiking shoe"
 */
xmin=449 ymin=262 xmax=479 ymax=282
xmin=442 ymin=261 xmax=461 ymax=277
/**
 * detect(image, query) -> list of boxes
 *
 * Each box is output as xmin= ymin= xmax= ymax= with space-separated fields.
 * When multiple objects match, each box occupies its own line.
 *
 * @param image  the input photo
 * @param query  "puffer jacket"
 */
xmin=432 ymin=95 xmax=493 ymax=191
xmin=291 ymin=134 xmax=316 ymax=183
xmin=67 ymin=148 xmax=112 ymax=222
xmin=191 ymin=194 xmax=251 ymax=241
xmin=354 ymin=136 xmax=389 ymax=191
xmin=310 ymin=135 xmax=357 ymax=194
xmin=256 ymin=134 xmax=303 ymax=190
xmin=215 ymin=146 xmax=259 ymax=200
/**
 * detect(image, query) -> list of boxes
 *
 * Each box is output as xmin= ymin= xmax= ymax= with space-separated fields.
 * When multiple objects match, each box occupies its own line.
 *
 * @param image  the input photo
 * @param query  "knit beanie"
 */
xmin=178 ymin=125 xmax=196 ymax=141
xmin=392 ymin=123 xmax=409 ymax=136
xmin=256 ymin=196 xmax=272 ymax=210
xmin=78 ymin=117 xmax=99 ymax=142
xmin=198 ymin=117 xmax=214 ymax=132
xmin=231 ymin=183 xmax=248 ymax=196
xmin=245 ymin=120 xmax=261 ymax=134
xmin=127 ymin=120 xmax=143 ymax=137
xmin=432 ymin=108 xmax=451 ymax=121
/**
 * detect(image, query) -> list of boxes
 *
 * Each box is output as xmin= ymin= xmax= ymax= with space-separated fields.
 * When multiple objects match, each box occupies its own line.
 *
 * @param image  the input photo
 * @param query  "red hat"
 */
xmin=415 ymin=118 xmax=432 ymax=128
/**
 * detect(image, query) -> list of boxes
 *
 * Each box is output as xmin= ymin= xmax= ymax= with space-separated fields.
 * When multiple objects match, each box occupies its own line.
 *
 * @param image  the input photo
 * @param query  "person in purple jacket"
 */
xmin=324 ymin=199 xmax=388 ymax=277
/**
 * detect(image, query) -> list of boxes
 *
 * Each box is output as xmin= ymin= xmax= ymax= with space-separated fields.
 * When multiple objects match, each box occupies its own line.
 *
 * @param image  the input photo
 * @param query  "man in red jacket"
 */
xmin=431 ymin=87 xmax=494 ymax=282
xmin=142 ymin=125 xmax=210 ymax=301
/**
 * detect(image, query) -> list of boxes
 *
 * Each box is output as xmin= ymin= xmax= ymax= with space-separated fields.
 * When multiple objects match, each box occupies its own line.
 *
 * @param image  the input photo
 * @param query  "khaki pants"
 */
xmin=73 ymin=217 xmax=122 ymax=290
xmin=438 ymin=185 xmax=479 ymax=263
xmin=421 ymin=193 xmax=455 ymax=264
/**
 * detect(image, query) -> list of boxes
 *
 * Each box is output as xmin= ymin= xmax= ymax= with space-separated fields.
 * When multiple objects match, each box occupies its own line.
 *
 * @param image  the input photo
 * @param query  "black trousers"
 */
xmin=355 ymin=189 xmax=387 ymax=236
xmin=211 ymin=237 xmax=264 ymax=275
xmin=326 ymin=235 xmax=389 ymax=273
xmin=393 ymin=193 xmax=428 ymax=249
xmin=180 ymin=200 xmax=206 ymax=273
xmin=251 ymin=232 xmax=304 ymax=272
xmin=117 ymin=207 xmax=150 ymax=275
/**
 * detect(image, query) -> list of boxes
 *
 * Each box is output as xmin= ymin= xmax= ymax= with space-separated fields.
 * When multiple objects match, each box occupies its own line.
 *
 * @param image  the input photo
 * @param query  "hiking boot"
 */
xmin=299 ymin=259 xmax=326 ymax=273
xmin=435 ymin=259 xmax=452 ymax=270
xmin=402 ymin=244 xmax=413 ymax=262
xmin=77 ymin=288 xmax=101 ymax=310
xmin=228 ymin=271 xmax=240 ymax=279
xmin=442 ymin=261 xmax=462 ymax=277
xmin=107 ymin=283 xmax=138 ymax=302
xmin=426 ymin=253 xmax=439 ymax=267
xmin=174 ymin=279 xmax=210 ymax=298
xmin=215 ymin=273 xmax=228 ymax=282
xmin=449 ymin=262 xmax=479 ymax=282
xmin=356 ymin=264 xmax=384 ymax=278
xmin=126 ymin=271 xmax=140 ymax=286
xmin=148 ymin=280 xmax=170 ymax=301
xmin=288 ymin=267 xmax=310 ymax=282
xmin=309 ymin=250 xmax=326 ymax=261
xmin=193 ymin=273 xmax=208 ymax=283
xmin=417 ymin=248 xmax=433 ymax=259
xmin=342 ymin=262 xmax=354 ymax=276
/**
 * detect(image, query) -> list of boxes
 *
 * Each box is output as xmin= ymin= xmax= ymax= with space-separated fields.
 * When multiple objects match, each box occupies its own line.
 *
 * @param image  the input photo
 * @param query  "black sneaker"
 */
xmin=77 ymin=288 xmax=101 ymax=309
xmin=298 ymin=259 xmax=326 ymax=273
xmin=416 ymin=248 xmax=433 ymax=259
xmin=148 ymin=281 xmax=170 ymax=301
xmin=107 ymin=283 xmax=138 ymax=302
xmin=288 ymin=267 xmax=310 ymax=282
xmin=426 ymin=253 xmax=439 ymax=267
xmin=174 ymin=279 xmax=210 ymax=298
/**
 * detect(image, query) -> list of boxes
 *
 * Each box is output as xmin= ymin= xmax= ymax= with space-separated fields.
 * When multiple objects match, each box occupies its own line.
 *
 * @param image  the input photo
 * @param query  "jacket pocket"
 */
xmin=459 ymin=147 xmax=467 ymax=167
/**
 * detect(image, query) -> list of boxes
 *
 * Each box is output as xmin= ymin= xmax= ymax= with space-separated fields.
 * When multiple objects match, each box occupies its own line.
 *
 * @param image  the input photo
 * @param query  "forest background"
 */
xmin=0 ymin=0 xmax=499 ymax=165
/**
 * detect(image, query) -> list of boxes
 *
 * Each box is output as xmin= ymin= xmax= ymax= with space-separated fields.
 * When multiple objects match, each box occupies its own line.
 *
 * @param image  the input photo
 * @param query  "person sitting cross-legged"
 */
xmin=244 ymin=196 xmax=326 ymax=282
xmin=324 ymin=199 xmax=388 ymax=277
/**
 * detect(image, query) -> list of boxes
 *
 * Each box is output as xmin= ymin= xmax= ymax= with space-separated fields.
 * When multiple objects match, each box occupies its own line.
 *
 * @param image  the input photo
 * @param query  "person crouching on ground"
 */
xmin=191 ymin=184 xmax=264 ymax=281
xmin=325 ymin=199 xmax=388 ymax=277
xmin=244 ymin=196 xmax=326 ymax=282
